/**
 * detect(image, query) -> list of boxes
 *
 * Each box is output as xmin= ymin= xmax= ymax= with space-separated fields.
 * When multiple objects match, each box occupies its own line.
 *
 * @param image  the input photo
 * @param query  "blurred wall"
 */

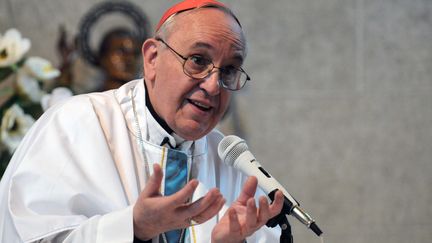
xmin=1 ymin=0 xmax=432 ymax=242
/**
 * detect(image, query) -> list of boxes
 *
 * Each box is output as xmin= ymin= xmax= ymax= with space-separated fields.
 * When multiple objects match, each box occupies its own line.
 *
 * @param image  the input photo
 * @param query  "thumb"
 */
xmin=141 ymin=163 xmax=163 ymax=197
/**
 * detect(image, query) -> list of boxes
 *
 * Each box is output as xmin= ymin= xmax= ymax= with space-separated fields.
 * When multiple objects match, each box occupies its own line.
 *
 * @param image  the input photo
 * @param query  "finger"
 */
xmin=191 ymin=196 xmax=225 ymax=225
xmin=237 ymin=176 xmax=258 ymax=204
xmin=268 ymin=190 xmax=284 ymax=217
xmin=141 ymin=164 xmax=163 ymax=197
xmin=245 ymin=198 xmax=258 ymax=229
xmin=183 ymin=188 xmax=222 ymax=216
xmin=257 ymin=196 xmax=271 ymax=223
xmin=169 ymin=179 xmax=199 ymax=205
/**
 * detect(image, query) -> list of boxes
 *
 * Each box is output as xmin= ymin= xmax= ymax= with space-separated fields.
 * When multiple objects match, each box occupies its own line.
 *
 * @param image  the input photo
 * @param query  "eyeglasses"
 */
xmin=156 ymin=37 xmax=250 ymax=91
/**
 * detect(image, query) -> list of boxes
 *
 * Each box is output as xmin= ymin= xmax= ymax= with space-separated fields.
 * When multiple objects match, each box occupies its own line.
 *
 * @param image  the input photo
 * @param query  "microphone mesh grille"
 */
xmin=218 ymin=135 xmax=249 ymax=166
xmin=226 ymin=142 xmax=248 ymax=164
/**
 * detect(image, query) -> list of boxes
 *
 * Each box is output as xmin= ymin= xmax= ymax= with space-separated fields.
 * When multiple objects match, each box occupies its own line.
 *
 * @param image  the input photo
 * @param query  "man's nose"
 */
xmin=199 ymin=71 xmax=221 ymax=96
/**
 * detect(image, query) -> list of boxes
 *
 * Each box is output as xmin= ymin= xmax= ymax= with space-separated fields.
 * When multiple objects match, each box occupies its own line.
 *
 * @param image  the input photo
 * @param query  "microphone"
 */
xmin=218 ymin=135 xmax=322 ymax=237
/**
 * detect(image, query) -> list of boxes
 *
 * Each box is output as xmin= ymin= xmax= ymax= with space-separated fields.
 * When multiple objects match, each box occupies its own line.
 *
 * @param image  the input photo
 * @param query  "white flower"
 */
xmin=16 ymin=69 xmax=45 ymax=103
xmin=15 ymin=57 xmax=61 ymax=102
xmin=24 ymin=56 xmax=60 ymax=80
xmin=0 ymin=104 xmax=35 ymax=153
xmin=0 ymin=29 xmax=31 ymax=67
xmin=41 ymin=87 xmax=73 ymax=111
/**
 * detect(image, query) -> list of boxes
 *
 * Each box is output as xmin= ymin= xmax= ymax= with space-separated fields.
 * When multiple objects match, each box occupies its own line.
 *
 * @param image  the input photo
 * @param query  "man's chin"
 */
xmin=175 ymin=123 xmax=213 ymax=141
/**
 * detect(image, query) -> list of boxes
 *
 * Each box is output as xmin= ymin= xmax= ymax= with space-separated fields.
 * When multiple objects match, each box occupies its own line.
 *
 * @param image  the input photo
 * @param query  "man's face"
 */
xmin=146 ymin=8 xmax=246 ymax=140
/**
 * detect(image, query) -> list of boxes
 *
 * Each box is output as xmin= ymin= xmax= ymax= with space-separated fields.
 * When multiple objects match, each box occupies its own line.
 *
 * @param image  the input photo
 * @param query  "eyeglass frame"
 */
xmin=155 ymin=37 xmax=250 ymax=91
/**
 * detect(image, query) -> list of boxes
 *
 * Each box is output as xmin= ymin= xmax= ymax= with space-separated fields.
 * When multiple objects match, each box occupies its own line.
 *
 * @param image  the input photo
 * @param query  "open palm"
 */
xmin=211 ymin=177 xmax=284 ymax=243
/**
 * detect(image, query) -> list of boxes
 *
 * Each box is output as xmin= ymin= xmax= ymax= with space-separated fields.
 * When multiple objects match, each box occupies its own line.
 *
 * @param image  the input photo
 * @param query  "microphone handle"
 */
xmin=235 ymin=151 xmax=299 ymax=207
xmin=235 ymin=151 xmax=323 ymax=236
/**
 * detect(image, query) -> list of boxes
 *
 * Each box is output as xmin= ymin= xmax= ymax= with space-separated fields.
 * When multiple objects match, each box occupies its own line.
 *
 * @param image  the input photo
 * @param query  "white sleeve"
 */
xmin=0 ymin=95 xmax=137 ymax=243
xmin=35 ymin=206 xmax=133 ymax=243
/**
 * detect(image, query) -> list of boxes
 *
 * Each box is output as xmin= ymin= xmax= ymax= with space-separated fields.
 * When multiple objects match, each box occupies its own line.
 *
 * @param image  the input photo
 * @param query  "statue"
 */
xmin=97 ymin=27 xmax=141 ymax=90
xmin=57 ymin=1 xmax=149 ymax=92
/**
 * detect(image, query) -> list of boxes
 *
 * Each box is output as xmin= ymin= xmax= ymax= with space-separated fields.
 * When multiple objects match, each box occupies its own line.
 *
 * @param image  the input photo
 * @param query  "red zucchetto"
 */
xmin=155 ymin=0 xmax=238 ymax=32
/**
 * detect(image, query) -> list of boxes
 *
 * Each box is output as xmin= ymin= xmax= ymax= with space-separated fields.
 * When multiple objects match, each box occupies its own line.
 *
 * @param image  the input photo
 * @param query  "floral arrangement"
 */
xmin=0 ymin=28 xmax=72 ymax=177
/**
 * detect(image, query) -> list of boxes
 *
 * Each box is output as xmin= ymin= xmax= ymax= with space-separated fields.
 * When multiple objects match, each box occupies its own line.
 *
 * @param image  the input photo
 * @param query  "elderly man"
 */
xmin=0 ymin=0 xmax=284 ymax=242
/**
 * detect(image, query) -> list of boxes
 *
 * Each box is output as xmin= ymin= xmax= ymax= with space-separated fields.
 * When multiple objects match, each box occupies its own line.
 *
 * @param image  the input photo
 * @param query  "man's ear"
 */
xmin=142 ymin=38 xmax=158 ymax=81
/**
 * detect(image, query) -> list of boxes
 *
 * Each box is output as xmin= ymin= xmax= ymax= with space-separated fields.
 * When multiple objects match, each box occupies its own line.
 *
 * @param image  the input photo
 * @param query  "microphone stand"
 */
xmin=279 ymin=215 xmax=293 ymax=243
xmin=266 ymin=211 xmax=293 ymax=243
xmin=266 ymin=190 xmax=294 ymax=243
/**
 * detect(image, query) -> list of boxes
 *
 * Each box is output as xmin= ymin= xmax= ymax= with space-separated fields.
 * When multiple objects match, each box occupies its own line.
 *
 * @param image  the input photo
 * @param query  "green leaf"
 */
xmin=0 ymin=58 xmax=25 ymax=81
xmin=0 ymin=95 xmax=19 ymax=117
xmin=0 ymin=67 xmax=13 ymax=81
xmin=22 ymin=103 xmax=43 ymax=119
xmin=0 ymin=151 xmax=12 ymax=179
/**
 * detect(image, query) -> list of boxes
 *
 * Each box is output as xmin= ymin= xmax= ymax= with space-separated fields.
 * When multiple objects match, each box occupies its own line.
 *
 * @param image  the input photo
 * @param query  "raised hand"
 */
xmin=211 ymin=176 xmax=284 ymax=243
xmin=133 ymin=164 xmax=226 ymax=241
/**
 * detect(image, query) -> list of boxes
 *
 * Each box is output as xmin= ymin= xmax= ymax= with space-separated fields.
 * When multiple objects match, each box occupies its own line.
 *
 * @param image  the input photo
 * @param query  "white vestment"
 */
xmin=0 ymin=79 xmax=279 ymax=243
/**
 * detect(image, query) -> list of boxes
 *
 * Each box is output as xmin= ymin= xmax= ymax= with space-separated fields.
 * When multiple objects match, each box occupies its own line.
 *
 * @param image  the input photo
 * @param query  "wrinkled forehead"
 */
xmin=155 ymin=0 xmax=241 ymax=32
xmin=165 ymin=7 xmax=247 ymax=56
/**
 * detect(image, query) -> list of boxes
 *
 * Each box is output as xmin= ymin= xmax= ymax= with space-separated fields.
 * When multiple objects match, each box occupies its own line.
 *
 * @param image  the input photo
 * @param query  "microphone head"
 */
xmin=218 ymin=135 xmax=249 ymax=166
